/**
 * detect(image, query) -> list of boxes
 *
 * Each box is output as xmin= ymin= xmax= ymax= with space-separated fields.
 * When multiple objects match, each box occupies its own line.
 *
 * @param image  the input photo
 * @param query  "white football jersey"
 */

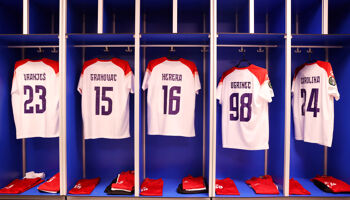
xmin=292 ymin=61 xmax=340 ymax=147
xmin=142 ymin=57 xmax=201 ymax=137
xmin=78 ymin=58 xmax=134 ymax=139
xmin=11 ymin=58 xmax=59 ymax=139
xmin=217 ymin=65 xmax=274 ymax=150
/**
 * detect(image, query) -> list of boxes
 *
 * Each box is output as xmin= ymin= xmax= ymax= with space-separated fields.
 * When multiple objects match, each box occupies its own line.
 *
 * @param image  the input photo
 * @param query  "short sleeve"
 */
xmin=259 ymin=75 xmax=274 ymax=103
xmin=194 ymin=72 xmax=201 ymax=94
xmin=326 ymin=66 xmax=339 ymax=101
xmin=126 ymin=72 xmax=134 ymax=94
xmin=142 ymin=70 xmax=151 ymax=90
xmin=77 ymin=74 xmax=83 ymax=94
xmin=291 ymin=78 xmax=296 ymax=99
xmin=216 ymin=82 xmax=223 ymax=104
xmin=11 ymin=71 xmax=21 ymax=135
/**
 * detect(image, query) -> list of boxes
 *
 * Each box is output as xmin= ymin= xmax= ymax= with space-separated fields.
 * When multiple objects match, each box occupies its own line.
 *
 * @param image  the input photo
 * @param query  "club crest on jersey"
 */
xmin=268 ymin=81 xmax=272 ymax=89
xmin=329 ymin=77 xmax=336 ymax=86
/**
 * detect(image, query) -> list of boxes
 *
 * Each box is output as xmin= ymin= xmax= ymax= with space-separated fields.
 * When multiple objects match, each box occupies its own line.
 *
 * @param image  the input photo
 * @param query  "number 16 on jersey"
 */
xmin=162 ymin=85 xmax=181 ymax=115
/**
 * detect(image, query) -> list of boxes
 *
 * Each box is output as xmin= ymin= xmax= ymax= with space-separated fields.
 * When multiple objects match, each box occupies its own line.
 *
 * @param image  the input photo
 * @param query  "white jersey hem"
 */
xmin=16 ymin=135 xmax=59 ymax=139
xmin=222 ymin=144 xmax=269 ymax=150
xmin=303 ymin=139 xmax=332 ymax=147
xmin=147 ymin=132 xmax=195 ymax=137
xmin=84 ymin=134 xmax=131 ymax=140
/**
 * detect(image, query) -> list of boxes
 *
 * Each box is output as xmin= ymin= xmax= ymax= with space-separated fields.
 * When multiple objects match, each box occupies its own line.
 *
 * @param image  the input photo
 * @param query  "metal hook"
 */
xmin=294 ymin=48 xmax=301 ymax=54
xmin=307 ymin=48 xmax=313 ymax=61
xmin=238 ymin=46 xmax=246 ymax=53
xmin=51 ymin=47 xmax=58 ymax=53
xmin=104 ymin=46 xmax=109 ymax=52
xmin=125 ymin=46 xmax=133 ymax=53
xmin=307 ymin=48 xmax=312 ymax=54
xmin=170 ymin=46 xmax=176 ymax=52
xmin=201 ymin=47 xmax=208 ymax=53
xmin=37 ymin=47 xmax=44 ymax=53
xmin=257 ymin=47 xmax=264 ymax=53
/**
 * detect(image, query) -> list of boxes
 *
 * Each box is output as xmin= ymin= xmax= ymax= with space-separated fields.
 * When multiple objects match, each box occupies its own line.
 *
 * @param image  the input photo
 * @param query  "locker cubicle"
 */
xmin=213 ymin=0 xmax=286 ymax=198
xmin=289 ymin=0 xmax=350 ymax=198
xmin=0 ymin=0 xmax=62 ymax=199
xmin=66 ymin=0 xmax=136 ymax=198
xmin=139 ymin=0 xmax=211 ymax=198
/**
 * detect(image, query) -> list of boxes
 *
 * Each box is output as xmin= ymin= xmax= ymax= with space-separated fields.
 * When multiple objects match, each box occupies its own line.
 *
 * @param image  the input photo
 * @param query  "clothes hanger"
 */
xmin=166 ymin=46 xmax=180 ymax=60
xmin=30 ymin=47 xmax=45 ymax=60
xmin=235 ymin=47 xmax=251 ymax=68
xmin=307 ymin=48 xmax=317 ymax=64
xmin=97 ymin=46 xmax=114 ymax=60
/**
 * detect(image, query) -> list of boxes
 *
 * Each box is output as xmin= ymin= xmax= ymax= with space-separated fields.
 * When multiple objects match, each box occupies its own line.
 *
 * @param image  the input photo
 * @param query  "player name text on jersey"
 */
xmin=90 ymin=74 xmax=117 ymax=81
xmin=301 ymin=76 xmax=320 ymax=84
xmin=231 ymin=81 xmax=251 ymax=89
xmin=162 ymin=73 xmax=183 ymax=81
xmin=24 ymin=73 xmax=46 ymax=81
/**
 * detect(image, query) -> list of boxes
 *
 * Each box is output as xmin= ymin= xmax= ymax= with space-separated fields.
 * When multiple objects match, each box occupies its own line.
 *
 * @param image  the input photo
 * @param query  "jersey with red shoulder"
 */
xmin=142 ymin=57 xmax=201 ymax=137
xmin=11 ymin=58 xmax=59 ymax=139
xmin=217 ymin=64 xmax=274 ymax=150
xmin=292 ymin=61 xmax=340 ymax=147
xmin=78 ymin=58 xmax=134 ymax=139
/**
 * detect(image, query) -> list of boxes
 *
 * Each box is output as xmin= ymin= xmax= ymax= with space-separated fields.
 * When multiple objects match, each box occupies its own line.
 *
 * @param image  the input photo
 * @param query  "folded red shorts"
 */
xmin=69 ymin=177 xmax=101 ymax=194
xmin=38 ymin=173 xmax=60 ymax=193
xmin=289 ymin=178 xmax=310 ymax=195
xmin=246 ymin=175 xmax=279 ymax=195
xmin=0 ymin=177 xmax=44 ymax=194
xmin=140 ymin=178 xmax=164 ymax=196
xmin=215 ymin=178 xmax=240 ymax=195
xmin=111 ymin=171 xmax=134 ymax=192
xmin=182 ymin=175 xmax=206 ymax=191
xmin=311 ymin=175 xmax=350 ymax=193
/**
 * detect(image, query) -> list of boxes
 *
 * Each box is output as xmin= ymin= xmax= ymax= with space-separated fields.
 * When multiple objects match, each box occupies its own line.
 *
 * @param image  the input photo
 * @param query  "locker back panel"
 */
xmin=290 ymin=48 xmax=326 ymax=178
xmin=104 ymin=0 xmax=135 ymax=34
xmin=216 ymin=47 xmax=268 ymax=180
xmin=81 ymin=48 xmax=135 ymax=179
xmin=0 ymin=0 xmax=22 ymax=34
xmin=292 ymin=0 xmax=322 ymax=34
xmin=144 ymin=47 xmax=207 ymax=179
xmin=217 ymin=0 xmax=249 ymax=33
xmin=178 ymin=0 xmax=209 ymax=33
xmin=21 ymin=49 xmax=60 ymax=178
xmin=267 ymin=47 xmax=286 ymax=184
xmin=68 ymin=0 xmax=98 ymax=33
xmin=0 ymin=48 xmax=22 ymax=187
xmin=328 ymin=48 xmax=350 ymax=182
xmin=142 ymin=0 xmax=172 ymax=33
xmin=66 ymin=45 xmax=83 ymax=189
xmin=329 ymin=1 xmax=350 ymax=34
xmin=29 ymin=0 xmax=59 ymax=34
xmin=255 ymin=0 xmax=285 ymax=33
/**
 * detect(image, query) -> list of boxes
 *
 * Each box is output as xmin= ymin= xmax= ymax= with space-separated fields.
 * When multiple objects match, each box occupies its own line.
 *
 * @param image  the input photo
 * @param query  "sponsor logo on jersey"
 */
xmin=268 ymin=81 xmax=272 ymax=89
xmin=329 ymin=77 xmax=336 ymax=86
